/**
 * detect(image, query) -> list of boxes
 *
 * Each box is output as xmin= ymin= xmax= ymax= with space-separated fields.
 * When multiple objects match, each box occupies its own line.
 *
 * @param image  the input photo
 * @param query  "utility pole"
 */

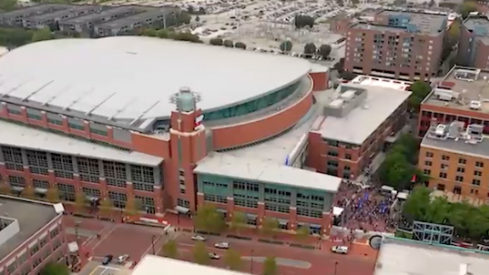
xmin=151 ymin=235 xmax=156 ymax=255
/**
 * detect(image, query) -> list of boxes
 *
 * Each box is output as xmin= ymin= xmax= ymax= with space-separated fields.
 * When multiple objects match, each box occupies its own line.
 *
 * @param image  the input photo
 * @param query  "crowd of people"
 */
xmin=334 ymin=181 xmax=398 ymax=233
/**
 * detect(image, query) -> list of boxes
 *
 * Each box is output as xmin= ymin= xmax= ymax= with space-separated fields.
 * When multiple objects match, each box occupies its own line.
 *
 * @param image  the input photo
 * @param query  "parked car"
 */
xmin=209 ymin=253 xmax=220 ymax=260
xmin=191 ymin=235 xmax=206 ymax=241
xmin=102 ymin=254 xmax=113 ymax=265
xmin=331 ymin=246 xmax=348 ymax=254
xmin=117 ymin=254 xmax=129 ymax=264
xmin=215 ymin=242 xmax=229 ymax=249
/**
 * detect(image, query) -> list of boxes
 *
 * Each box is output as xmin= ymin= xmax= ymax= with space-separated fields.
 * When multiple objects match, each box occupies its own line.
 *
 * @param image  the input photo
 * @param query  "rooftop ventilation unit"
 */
xmin=329 ymin=99 xmax=344 ymax=108
xmin=434 ymin=88 xmax=458 ymax=101
xmin=470 ymin=100 xmax=482 ymax=110
xmin=340 ymin=90 xmax=356 ymax=101
xmin=436 ymin=124 xmax=446 ymax=136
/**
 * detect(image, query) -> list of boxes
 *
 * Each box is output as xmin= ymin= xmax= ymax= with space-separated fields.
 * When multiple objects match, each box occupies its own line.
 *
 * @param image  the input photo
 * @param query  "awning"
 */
xmin=333 ymin=207 xmax=344 ymax=216
xmin=246 ymin=213 xmax=257 ymax=219
xmin=86 ymin=195 xmax=99 ymax=202
xmin=278 ymin=219 xmax=288 ymax=225
xmin=35 ymin=187 xmax=47 ymax=194
xmin=309 ymin=224 xmax=321 ymax=229
xmin=216 ymin=209 xmax=227 ymax=213
xmin=11 ymin=186 xmax=24 ymax=192
xmin=175 ymin=206 xmax=190 ymax=214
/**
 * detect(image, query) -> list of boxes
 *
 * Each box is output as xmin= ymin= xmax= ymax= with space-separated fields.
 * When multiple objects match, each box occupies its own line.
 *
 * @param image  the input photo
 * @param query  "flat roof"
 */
xmin=424 ymin=66 xmax=489 ymax=114
xmin=463 ymin=17 xmax=489 ymax=45
xmin=421 ymin=131 xmax=489 ymax=159
xmin=0 ymin=4 xmax=72 ymax=19
xmin=194 ymin=152 xmax=341 ymax=193
xmin=0 ymin=120 xmax=163 ymax=166
xmin=224 ymin=101 xmax=318 ymax=165
xmin=350 ymin=75 xmax=412 ymax=91
xmin=312 ymin=83 xmax=411 ymax=145
xmin=95 ymin=8 xmax=173 ymax=29
xmin=60 ymin=6 xmax=143 ymax=25
xmin=133 ymin=255 xmax=249 ymax=275
xmin=28 ymin=5 xmax=97 ymax=22
xmin=0 ymin=37 xmax=310 ymax=128
xmin=375 ymin=237 xmax=489 ymax=275
xmin=0 ymin=197 xmax=58 ymax=260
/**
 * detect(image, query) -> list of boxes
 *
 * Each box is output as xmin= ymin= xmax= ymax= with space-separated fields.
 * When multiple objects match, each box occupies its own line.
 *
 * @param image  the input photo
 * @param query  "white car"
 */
xmin=209 ymin=253 xmax=220 ymax=260
xmin=214 ymin=242 xmax=229 ymax=249
xmin=117 ymin=254 xmax=129 ymax=264
xmin=191 ymin=235 xmax=206 ymax=241
xmin=331 ymin=246 xmax=348 ymax=254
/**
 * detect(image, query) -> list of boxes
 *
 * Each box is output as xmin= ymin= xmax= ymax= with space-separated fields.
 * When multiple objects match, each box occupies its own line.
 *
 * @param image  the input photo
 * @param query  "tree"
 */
xmin=263 ymin=256 xmax=278 ymax=275
xmin=223 ymin=40 xmax=234 ymax=48
xmin=459 ymin=1 xmax=478 ymax=19
xmin=229 ymin=211 xmax=247 ymax=235
xmin=157 ymin=29 xmax=170 ymax=39
xmin=161 ymin=239 xmax=178 ymax=259
xmin=194 ymin=205 xmax=226 ymax=233
xmin=408 ymin=81 xmax=431 ymax=111
xmin=235 ymin=42 xmax=247 ymax=49
xmin=176 ymin=11 xmax=192 ymax=25
xmin=98 ymin=198 xmax=114 ymax=217
xmin=260 ymin=217 xmax=279 ymax=238
xmin=187 ymin=5 xmax=194 ymax=14
xmin=294 ymin=15 xmax=314 ymax=29
xmin=303 ymin=43 xmax=317 ymax=55
xmin=45 ymin=187 xmax=60 ymax=203
xmin=333 ymin=57 xmax=345 ymax=73
xmin=172 ymin=31 xmax=200 ymax=43
xmin=317 ymin=44 xmax=332 ymax=59
xmin=210 ymin=38 xmax=223 ymax=46
xmin=21 ymin=185 xmax=36 ymax=199
xmin=279 ymin=40 xmax=293 ymax=53
xmin=74 ymin=192 xmax=87 ymax=213
xmin=40 ymin=262 xmax=70 ymax=275
xmin=296 ymin=226 xmax=310 ymax=242
xmin=224 ymin=249 xmax=242 ymax=271
xmin=124 ymin=197 xmax=140 ymax=216
xmin=193 ymin=241 xmax=210 ymax=265
xmin=0 ymin=0 xmax=17 ymax=12
xmin=142 ymin=28 xmax=157 ymax=37
xmin=378 ymin=151 xmax=414 ymax=190
xmin=31 ymin=27 xmax=53 ymax=42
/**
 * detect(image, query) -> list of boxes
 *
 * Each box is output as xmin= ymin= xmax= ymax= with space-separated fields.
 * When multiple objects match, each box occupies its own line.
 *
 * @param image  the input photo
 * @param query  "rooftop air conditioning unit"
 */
xmin=470 ymin=100 xmax=482 ymax=110
xmin=436 ymin=124 xmax=446 ymax=136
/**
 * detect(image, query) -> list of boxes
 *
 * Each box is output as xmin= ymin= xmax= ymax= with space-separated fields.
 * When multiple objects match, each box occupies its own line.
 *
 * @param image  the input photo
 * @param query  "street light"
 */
xmin=151 ymin=235 xmax=156 ymax=255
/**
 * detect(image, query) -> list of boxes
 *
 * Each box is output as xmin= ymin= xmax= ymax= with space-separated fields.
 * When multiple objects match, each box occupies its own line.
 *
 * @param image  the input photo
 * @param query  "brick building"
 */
xmin=457 ymin=16 xmax=489 ymax=69
xmin=344 ymin=9 xmax=447 ymax=81
xmin=306 ymin=75 xmax=411 ymax=180
xmin=0 ymin=197 xmax=66 ymax=275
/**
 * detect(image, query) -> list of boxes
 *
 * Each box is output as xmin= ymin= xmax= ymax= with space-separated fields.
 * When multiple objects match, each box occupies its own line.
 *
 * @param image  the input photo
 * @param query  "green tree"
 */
xmin=124 ymin=197 xmax=140 ymax=216
xmin=303 ymin=43 xmax=317 ymax=55
xmin=161 ymin=239 xmax=179 ymax=259
xmin=157 ymin=29 xmax=170 ymax=38
xmin=45 ymin=187 xmax=60 ymax=203
xmin=98 ymin=198 xmax=114 ymax=217
xmin=74 ymin=192 xmax=87 ymax=213
xmin=194 ymin=205 xmax=226 ymax=233
xmin=0 ymin=0 xmax=17 ymax=11
xmin=263 ymin=256 xmax=278 ymax=275
xmin=279 ymin=40 xmax=293 ymax=53
xmin=224 ymin=249 xmax=242 ymax=271
xmin=294 ymin=15 xmax=314 ymax=28
xmin=31 ymin=27 xmax=53 ymax=42
xmin=193 ymin=241 xmax=210 ymax=265
xmin=230 ymin=211 xmax=247 ymax=235
xmin=408 ymin=81 xmax=431 ymax=111
xmin=318 ymin=44 xmax=332 ymax=59
xmin=402 ymin=185 xmax=431 ymax=221
xmin=378 ymin=151 xmax=413 ymax=190
xmin=142 ymin=28 xmax=157 ymax=37
xmin=172 ymin=31 xmax=200 ymax=42
xmin=40 ymin=262 xmax=70 ymax=275
xmin=235 ymin=42 xmax=247 ymax=49
xmin=223 ymin=40 xmax=234 ymax=48
xmin=459 ymin=1 xmax=478 ymax=19
xmin=260 ymin=217 xmax=279 ymax=238
xmin=176 ymin=11 xmax=192 ymax=25
xmin=209 ymin=38 xmax=223 ymax=46
xmin=21 ymin=185 xmax=36 ymax=199
xmin=295 ymin=226 xmax=310 ymax=242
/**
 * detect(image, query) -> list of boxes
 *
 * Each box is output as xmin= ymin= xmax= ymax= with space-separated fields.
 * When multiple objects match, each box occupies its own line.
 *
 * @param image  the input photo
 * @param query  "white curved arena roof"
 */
xmin=0 ymin=37 xmax=311 ymax=128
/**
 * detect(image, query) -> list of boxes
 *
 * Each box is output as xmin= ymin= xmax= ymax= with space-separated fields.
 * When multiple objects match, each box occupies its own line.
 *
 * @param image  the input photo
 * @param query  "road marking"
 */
xmin=180 ymin=243 xmax=194 ymax=247
xmin=88 ymin=266 xmax=102 ymax=275
xmin=142 ymin=233 xmax=164 ymax=256
xmin=91 ymin=225 xmax=119 ymax=251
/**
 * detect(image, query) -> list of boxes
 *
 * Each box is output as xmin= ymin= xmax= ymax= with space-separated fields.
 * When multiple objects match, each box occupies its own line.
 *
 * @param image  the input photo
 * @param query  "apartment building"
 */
xmin=58 ymin=6 xmax=148 ymax=36
xmin=419 ymin=121 xmax=489 ymax=202
xmin=457 ymin=16 xmax=489 ymax=69
xmin=23 ymin=5 xmax=101 ymax=30
xmin=345 ymin=9 xmax=447 ymax=81
xmin=0 ymin=197 xmax=66 ymax=275
xmin=0 ymin=4 xmax=72 ymax=27
xmin=307 ymin=76 xmax=411 ymax=180
xmin=417 ymin=67 xmax=489 ymax=138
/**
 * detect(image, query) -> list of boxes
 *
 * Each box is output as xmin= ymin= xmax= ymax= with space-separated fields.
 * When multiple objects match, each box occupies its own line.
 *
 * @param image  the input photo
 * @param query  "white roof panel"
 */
xmin=194 ymin=153 xmax=341 ymax=192
xmin=133 ymin=255 xmax=249 ymax=275
xmin=0 ymin=120 xmax=163 ymax=166
xmin=0 ymin=37 xmax=311 ymax=122
xmin=314 ymin=84 xmax=411 ymax=145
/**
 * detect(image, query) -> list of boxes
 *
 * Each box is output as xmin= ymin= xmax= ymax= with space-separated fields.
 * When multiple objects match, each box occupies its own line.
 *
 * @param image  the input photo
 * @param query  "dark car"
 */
xmin=102 ymin=254 xmax=113 ymax=265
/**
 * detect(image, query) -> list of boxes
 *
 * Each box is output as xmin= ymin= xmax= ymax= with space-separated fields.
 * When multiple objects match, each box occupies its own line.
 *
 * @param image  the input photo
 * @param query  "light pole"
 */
xmin=151 ymin=235 xmax=156 ymax=255
xmin=334 ymin=261 xmax=338 ymax=275
xmin=250 ymin=249 xmax=254 ymax=274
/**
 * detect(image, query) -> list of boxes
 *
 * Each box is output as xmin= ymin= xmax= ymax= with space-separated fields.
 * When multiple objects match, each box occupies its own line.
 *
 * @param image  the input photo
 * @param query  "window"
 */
xmin=133 ymin=183 xmax=154 ymax=192
xmin=455 ymin=175 xmax=464 ymax=182
xmin=328 ymin=150 xmax=338 ymax=157
xmin=33 ymin=179 xmax=49 ymax=189
xmin=50 ymin=226 xmax=60 ymax=238
xmin=131 ymin=165 xmax=155 ymax=184
xmin=7 ymin=260 xmax=17 ymax=275
xmin=57 ymin=183 xmax=76 ymax=201
xmin=459 ymin=158 xmax=467 ymax=164
xmin=104 ymin=161 xmax=127 ymax=188
xmin=135 ymin=196 xmax=155 ymax=214
xmin=77 ymin=157 xmax=100 ymax=183
xmin=476 ymin=161 xmax=484 ymax=168
xmin=108 ymin=191 xmax=127 ymax=208
xmin=425 ymin=152 xmax=433 ymax=157
xmin=26 ymin=150 xmax=49 ymax=175
xmin=439 ymin=172 xmax=447 ymax=179
xmin=425 ymin=161 xmax=432 ymax=166
xmin=47 ymin=112 xmax=63 ymax=125
xmin=423 ymin=169 xmax=431 ymax=175
xmin=82 ymin=187 xmax=101 ymax=198
xmin=474 ymin=170 xmax=482 ymax=177
xmin=472 ymin=179 xmax=481 ymax=186
xmin=51 ymin=153 xmax=74 ymax=179
xmin=177 ymin=198 xmax=190 ymax=208
xmin=2 ymin=146 xmax=24 ymax=171
xmin=30 ymin=243 xmax=39 ymax=256
xmin=233 ymin=181 xmax=259 ymax=192
xmin=457 ymin=167 xmax=465 ymax=173
xmin=90 ymin=123 xmax=108 ymax=136
xmin=9 ymin=175 xmax=26 ymax=188
xmin=27 ymin=108 xmax=42 ymax=120
xmin=442 ymin=155 xmax=450 ymax=161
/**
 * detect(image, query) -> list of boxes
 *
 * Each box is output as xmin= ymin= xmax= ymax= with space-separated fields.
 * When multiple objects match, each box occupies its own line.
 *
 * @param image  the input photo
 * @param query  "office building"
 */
xmin=307 ymin=75 xmax=411 ymax=180
xmin=0 ymin=4 xmax=72 ymax=27
xmin=0 ymin=197 xmax=66 ymax=275
xmin=417 ymin=67 xmax=489 ymax=138
xmin=23 ymin=5 xmax=101 ymax=30
xmin=345 ymin=9 xmax=447 ymax=81
xmin=0 ymin=37 xmax=340 ymax=234
xmin=457 ymin=16 xmax=489 ymax=69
